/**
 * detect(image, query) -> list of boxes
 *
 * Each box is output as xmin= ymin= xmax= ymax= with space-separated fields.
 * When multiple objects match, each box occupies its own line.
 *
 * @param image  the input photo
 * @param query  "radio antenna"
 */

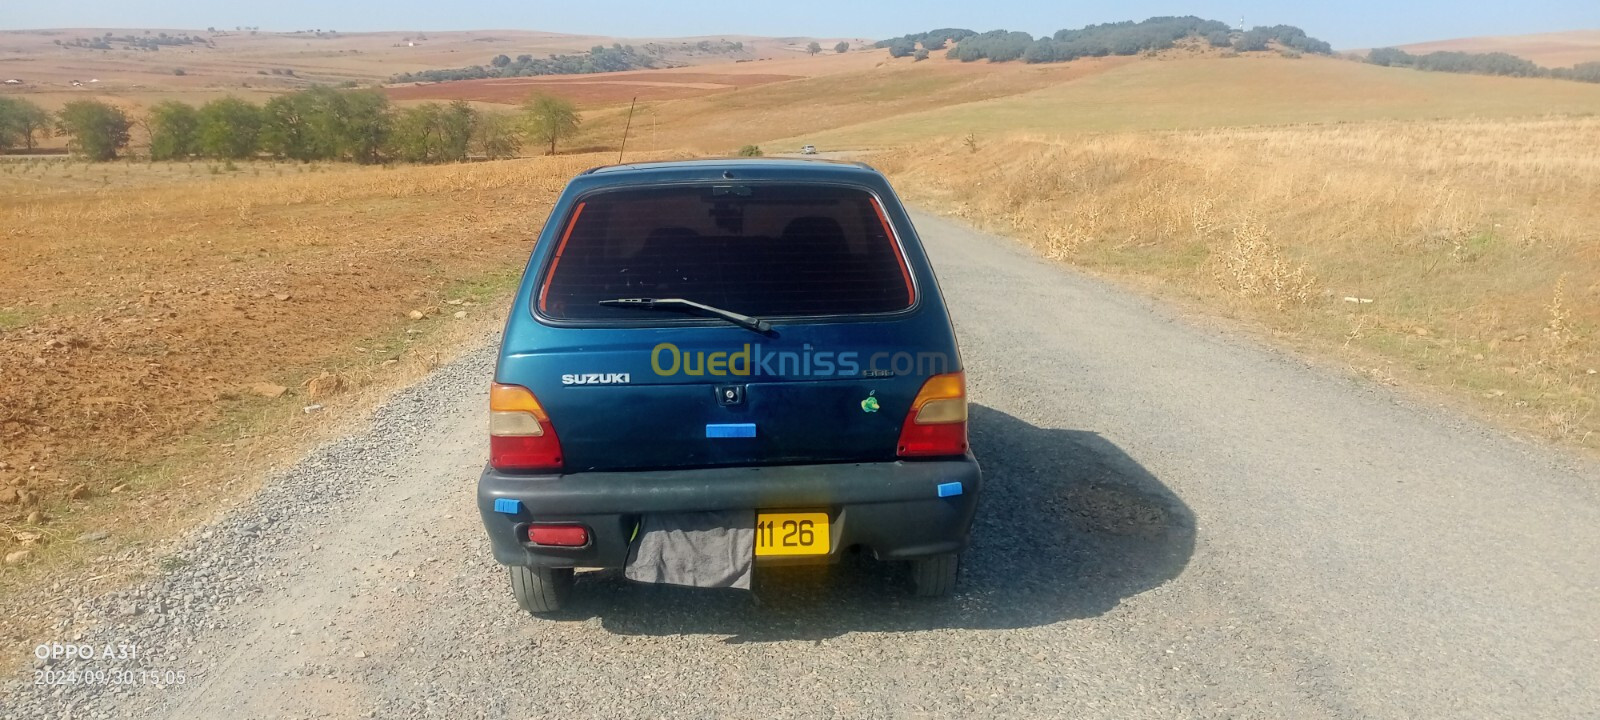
xmin=617 ymin=97 xmax=638 ymax=164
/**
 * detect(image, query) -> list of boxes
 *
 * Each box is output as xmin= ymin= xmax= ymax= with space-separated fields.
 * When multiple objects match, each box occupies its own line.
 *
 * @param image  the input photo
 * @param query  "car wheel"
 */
xmin=909 ymin=553 xmax=959 ymax=598
xmin=509 ymin=565 xmax=574 ymax=614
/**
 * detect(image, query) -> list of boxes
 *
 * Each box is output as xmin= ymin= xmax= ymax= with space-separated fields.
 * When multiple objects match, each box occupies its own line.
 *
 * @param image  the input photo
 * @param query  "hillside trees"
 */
xmin=1366 ymin=47 xmax=1413 ymax=67
xmin=876 ymin=28 xmax=975 ymax=51
xmin=1231 ymin=29 xmax=1270 ymax=52
xmin=888 ymin=17 xmax=1333 ymax=66
xmin=1366 ymin=47 xmax=1579 ymax=80
xmin=949 ymin=30 xmax=1035 ymax=62
xmin=1245 ymin=25 xmax=1333 ymax=54
xmin=834 ymin=41 xmax=849 ymax=53
xmin=807 ymin=42 xmax=822 ymax=56
xmin=1053 ymin=16 xmax=1234 ymax=56
xmin=393 ymin=44 xmax=657 ymax=83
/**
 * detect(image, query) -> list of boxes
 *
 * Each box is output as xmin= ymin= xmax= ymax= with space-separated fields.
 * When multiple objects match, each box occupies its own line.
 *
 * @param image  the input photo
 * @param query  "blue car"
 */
xmin=477 ymin=158 xmax=981 ymax=614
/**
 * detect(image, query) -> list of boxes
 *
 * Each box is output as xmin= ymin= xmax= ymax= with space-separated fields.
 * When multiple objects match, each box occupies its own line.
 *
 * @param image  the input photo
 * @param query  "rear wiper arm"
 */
xmin=597 ymin=297 xmax=773 ymax=334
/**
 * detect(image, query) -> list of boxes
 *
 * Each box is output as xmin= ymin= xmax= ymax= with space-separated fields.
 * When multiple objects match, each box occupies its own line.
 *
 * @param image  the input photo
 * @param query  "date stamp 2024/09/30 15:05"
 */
xmin=31 ymin=641 xmax=188 ymax=688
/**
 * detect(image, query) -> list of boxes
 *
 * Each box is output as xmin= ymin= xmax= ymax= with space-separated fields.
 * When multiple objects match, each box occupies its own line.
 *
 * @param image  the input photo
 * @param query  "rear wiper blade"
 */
xmin=597 ymin=297 xmax=773 ymax=334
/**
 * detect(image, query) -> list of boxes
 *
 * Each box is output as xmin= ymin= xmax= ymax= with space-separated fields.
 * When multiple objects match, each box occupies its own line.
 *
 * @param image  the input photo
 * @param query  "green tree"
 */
xmin=333 ymin=90 xmax=392 ymax=164
xmin=146 ymin=100 xmax=201 ymax=160
xmin=491 ymin=54 xmax=511 ymax=68
xmin=737 ymin=144 xmax=763 ymax=157
xmin=260 ymin=86 xmax=386 ymax=162
xmin=1366 ymin=47 xmax=1415 ymax=67
xmin=55 ymin=100 xmax=131 ymax=161
xmin=0 ymin=97 xmax=52 ymax=153
xmin=439 ymin=100 xmax=476 ymax=162
xmin=197 ymin=97 xmax=263 ymax=159
xmin=259 ymin=91 xmax=320 ymax=161
xmin=390 ymin=103 xmax=442 ymax=162
xmin=834 ymin=41 xmax=849 ymax=54
xmin=520 ymin=93 xmax=580 ymax=156
xmin=807 ymin=41 xmax=822 ymax=56
xmin=1233 ymin=29 xmax=1270 ymax=52
xmin=471 ymin=112 xmax=522 ymax=159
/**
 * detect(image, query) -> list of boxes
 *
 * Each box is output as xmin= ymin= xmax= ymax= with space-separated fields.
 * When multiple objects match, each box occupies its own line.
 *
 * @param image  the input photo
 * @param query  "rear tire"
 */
xmin=509 ymin=565 xmax=574 ymax=615
xmin=910 ymin=553 xmax=959 ymax=598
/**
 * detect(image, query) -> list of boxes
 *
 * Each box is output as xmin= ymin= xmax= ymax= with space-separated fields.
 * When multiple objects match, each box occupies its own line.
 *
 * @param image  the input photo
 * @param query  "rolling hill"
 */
xmin=1395 ymin=29 xmax=1600 ymax=68
xmin=785 ymin=53 xmax=1600 ymax=149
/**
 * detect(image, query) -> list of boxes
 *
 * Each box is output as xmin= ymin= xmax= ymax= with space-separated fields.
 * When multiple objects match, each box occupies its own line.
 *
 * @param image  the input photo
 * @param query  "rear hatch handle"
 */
xmin=597 ymin=297 xmax=775 ymax=335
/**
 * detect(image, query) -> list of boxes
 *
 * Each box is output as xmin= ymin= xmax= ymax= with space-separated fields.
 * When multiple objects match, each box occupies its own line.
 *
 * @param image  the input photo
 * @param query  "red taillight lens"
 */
xmin=489 ymin=383 xmax=563 ymax=472
xmin=897 ymin=372 xmax=969 ymax=458
xmin=527 ymin=524 xmax=589 ymax=547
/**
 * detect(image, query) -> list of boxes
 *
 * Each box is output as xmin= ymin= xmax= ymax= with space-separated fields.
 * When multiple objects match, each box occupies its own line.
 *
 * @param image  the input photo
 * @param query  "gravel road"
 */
xmin=5 ymin=209 xmax=1598 ymax=719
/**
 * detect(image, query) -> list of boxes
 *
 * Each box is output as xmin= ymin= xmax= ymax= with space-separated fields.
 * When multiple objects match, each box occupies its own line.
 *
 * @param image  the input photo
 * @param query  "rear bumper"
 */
xmin=477 ymin=457 xmax=981 ymax=569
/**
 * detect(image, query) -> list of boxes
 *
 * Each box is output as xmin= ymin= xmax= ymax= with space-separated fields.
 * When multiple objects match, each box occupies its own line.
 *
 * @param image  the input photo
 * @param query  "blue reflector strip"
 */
xmin=705 ymin=423 xmax=757 ymax=438
xmin=493 ymin=498 xmax=522 ymax=515
xmin=936 ymin=482 xmax=963 ymax=498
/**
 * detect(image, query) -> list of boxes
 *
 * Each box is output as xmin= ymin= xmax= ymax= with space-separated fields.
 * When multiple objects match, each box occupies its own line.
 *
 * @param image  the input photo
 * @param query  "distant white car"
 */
xmin=800 ymin=145 xmax=817 ymax=155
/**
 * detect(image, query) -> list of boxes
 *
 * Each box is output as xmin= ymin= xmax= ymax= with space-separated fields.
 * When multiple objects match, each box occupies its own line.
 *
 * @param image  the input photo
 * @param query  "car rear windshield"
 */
xmin=538 ymin=183 xmax=915 ymax=321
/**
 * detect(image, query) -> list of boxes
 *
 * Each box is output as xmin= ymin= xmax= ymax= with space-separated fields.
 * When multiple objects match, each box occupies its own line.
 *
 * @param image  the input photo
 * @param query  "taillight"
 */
xmin=489 ymin=383 xmax=564 ymax=472
xmin=527 ymin=524 xmax=589 ymax=547
xmin=897 ymin=372 xmax=969 ymax=458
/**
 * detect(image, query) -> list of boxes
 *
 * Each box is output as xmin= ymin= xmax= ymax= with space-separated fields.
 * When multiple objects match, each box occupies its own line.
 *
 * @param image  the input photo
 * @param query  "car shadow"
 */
xmin=554 ymin=403 xmax=1195 ymax=642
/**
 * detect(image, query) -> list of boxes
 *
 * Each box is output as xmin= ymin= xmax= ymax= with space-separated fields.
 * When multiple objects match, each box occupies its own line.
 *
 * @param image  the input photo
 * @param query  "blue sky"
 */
xmin=4 ymin=1 xmax=1597 ymax=50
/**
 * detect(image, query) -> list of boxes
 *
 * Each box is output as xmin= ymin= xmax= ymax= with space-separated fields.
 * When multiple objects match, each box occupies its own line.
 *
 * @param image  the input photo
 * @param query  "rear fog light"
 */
xmin=527 ymin=524 xmax=589 ymax=547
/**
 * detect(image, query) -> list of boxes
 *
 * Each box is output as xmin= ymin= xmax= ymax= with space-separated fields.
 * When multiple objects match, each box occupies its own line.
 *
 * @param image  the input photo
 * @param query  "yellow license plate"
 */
xmin=755 ymin=512 xmax=830 ymax=556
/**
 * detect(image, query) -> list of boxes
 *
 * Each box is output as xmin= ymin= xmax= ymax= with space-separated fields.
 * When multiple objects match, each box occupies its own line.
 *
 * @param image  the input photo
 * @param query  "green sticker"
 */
xmin=861 ymin=390 xmax=880 ymax=413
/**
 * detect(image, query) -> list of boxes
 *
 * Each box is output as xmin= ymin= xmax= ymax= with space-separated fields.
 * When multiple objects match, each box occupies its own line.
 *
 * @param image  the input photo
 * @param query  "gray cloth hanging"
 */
xmin=624 ymin=510 xmax=755 ymax=590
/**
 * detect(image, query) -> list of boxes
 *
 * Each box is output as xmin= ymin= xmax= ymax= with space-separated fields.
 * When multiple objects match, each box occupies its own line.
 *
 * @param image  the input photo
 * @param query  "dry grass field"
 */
xmin=570 ymin=54 xmax=1137 ymax=154
xmin=387 ymin=71 xmax=807 ymax=107
xmin=1396 ymin=29 xmax=1600 ymax=68
xmin=383 ymin=49 xmax=893 ymax=109
xmin=874 ymin=117 xmax=1600 ymax=446
xmin=0 ymin=152 xmax=688 ymax=594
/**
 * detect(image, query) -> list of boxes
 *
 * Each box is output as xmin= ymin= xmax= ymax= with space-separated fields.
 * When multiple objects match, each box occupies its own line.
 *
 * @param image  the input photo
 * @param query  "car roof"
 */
xmin=577 ymin=157 xmax=878 ymax=185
